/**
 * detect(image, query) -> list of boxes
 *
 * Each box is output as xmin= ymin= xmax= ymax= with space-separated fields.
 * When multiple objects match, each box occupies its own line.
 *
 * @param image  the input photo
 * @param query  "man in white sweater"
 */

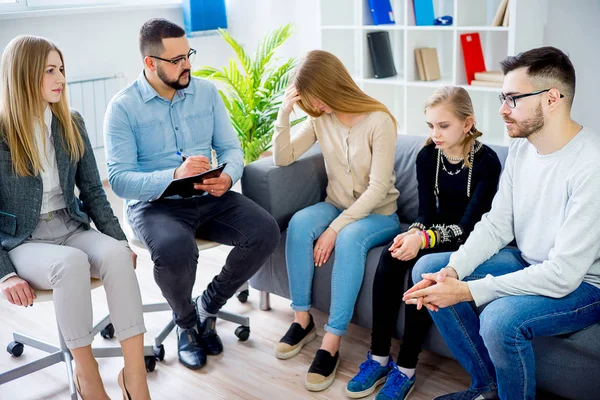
xmin=403 ymin=46 xmax=600 ymax=400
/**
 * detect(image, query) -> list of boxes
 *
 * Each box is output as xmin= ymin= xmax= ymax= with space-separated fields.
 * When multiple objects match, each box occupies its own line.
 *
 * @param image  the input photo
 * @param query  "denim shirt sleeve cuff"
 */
xmin=467 ymin=277 xmax=497 ymax=307
xmin=150 ymin=168 xmax=177 ymax=199
xmin=223 ymin=164 xmax=242 ymax=187
xmin=0 ymin=272 xmax=17 ymax=284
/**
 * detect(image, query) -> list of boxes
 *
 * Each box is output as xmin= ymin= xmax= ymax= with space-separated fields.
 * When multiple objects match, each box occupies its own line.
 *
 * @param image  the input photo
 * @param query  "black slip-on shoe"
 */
xmin=306 ymin=349 xmax=340 ymax=392
xmin=275 ymin=314 xmax=317 ymax=360
xmin=198 ymin=316 xmax=224 ymax=356
xmin=177 ymin=326 xmax=207 ymax=370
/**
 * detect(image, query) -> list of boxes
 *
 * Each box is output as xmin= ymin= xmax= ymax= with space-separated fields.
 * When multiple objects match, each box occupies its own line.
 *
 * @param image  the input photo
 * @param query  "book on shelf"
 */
xmin=474 ymin=71 xmax=504 ymax=83
xmin=470 ymin=80 xmax=503 ymax=88
xmin=367 ymin=31 xmax=397 ymax=79
xmin=368 ymin=0 xmax=395 ymax=25
xmin=413 ymin=0 xmax=435 ymax=26
xmin=460 ymin=33 xmax=486 ymax=85
xmin=415 ymin=48 xmax=441 ymax=81
xmin=502 ymin=0 xmax=510 ymax=27
xmin=492 ymin=0 xmax=509 ymax=27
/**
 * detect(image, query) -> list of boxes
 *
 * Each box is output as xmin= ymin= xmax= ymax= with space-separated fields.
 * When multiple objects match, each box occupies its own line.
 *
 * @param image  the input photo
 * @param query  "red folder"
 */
xmin=460 ymin=33 xmax=486 ymax=84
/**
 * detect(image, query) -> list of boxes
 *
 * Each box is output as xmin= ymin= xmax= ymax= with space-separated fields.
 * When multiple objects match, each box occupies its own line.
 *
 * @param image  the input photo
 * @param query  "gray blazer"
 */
xmin=0 ymin=110 xmax=126 ymax=280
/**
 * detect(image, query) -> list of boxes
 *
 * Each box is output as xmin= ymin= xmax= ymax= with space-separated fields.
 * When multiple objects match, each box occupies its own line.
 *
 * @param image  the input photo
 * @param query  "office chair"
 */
xmin=0 ymin=279 xmax=158 ymax=400
xmin=119 ymin=205 xmax=251 ymax=365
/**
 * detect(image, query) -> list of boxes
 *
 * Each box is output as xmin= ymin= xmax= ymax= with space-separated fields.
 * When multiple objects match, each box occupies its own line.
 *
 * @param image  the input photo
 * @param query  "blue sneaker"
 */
xmin=375 ymin=363 xmax=416 ymax=400
xmin=346 ymin=352 xmax=392 ymax=398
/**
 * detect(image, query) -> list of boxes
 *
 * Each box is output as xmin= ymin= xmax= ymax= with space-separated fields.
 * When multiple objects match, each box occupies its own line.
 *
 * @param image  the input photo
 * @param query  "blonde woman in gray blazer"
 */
xmin=0 ymin=36 xmax=150 ymax=399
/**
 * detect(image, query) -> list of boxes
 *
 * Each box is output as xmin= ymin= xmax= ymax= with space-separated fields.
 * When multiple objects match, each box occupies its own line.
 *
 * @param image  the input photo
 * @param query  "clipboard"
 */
xmin=149 ymin=163 xmax=227 ymax=202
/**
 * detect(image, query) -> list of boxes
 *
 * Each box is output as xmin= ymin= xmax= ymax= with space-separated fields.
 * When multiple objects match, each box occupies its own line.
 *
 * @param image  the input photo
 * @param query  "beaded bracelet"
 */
xmin=409 ymin=222 xmax=427 ymax=232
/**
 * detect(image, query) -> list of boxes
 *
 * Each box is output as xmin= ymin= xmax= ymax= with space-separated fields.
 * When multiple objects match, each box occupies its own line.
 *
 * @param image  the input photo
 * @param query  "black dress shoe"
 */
xmin=177 ymin=326 xmax=207 ymax=370
xmin=198 ymin=316 xmax=223 ymax=355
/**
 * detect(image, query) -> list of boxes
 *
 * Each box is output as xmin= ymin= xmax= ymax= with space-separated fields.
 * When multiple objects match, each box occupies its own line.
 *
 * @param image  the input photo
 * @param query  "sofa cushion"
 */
xmin=393 ymin=135 xmax=427 ymax=223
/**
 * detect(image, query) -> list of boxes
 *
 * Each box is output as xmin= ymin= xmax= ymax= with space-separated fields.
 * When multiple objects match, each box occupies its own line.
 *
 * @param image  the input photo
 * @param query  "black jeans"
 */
xmin=371 ymin=240 xmax=455 ymax=368
xmin=128 ymin=191 xmax=280 ymax=329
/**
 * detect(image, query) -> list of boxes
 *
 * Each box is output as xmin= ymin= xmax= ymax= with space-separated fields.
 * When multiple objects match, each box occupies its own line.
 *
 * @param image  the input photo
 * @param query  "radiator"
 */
xmin=67 ymin=74 xmax=126 ymax=150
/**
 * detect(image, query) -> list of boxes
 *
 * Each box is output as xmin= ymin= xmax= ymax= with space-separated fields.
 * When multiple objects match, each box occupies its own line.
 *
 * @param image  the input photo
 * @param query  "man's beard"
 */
xmin=505 ymin=102 xmax=545 ymax=138
xmin=157 ymin=65 xmax=191 ymax=90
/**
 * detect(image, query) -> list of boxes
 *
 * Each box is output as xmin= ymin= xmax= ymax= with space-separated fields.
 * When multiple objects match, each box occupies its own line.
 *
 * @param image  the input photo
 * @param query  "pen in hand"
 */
xmin=173 ymin=152 xmax=212 ymax=179
xmin=176 ymin=151 xmax=190 ymax=162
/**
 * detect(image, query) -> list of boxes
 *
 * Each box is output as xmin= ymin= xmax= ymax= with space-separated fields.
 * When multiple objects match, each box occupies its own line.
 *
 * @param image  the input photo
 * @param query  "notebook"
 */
xmin=415 ymin=48 xmax=441 ymax=81
xmin=413 ymin=0 xmax=435 ymax=26
xmin=367 ymin=31 xmax=397 ymax=79
xmin=368 ymin=0 xmax=395 ymax=25
xmin=149 ymin=163 xmax=227 ymax=202
xmin=474 ymin=71 xmax=504 ymax=83
xmin=492 ymin=0 xmax=509 ymax=26
xmin=470 ymin=80 xmax=503 ymax=88
xmin=460 ymin=33 xmax=486 ymax=85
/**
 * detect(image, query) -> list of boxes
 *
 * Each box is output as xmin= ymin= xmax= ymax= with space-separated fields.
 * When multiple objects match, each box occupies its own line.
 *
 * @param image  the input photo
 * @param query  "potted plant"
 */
xmin=193 ymin=23 xmax=306 ymax=165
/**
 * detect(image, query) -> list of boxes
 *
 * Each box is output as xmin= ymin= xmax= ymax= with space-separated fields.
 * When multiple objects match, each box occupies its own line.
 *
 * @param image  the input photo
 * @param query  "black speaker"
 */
xmin=367 ymin=31 xmax=397 ymax=79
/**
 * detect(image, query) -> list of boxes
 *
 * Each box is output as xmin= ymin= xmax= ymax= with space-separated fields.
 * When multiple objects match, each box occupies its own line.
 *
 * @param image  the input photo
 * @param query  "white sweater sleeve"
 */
xmin=468 ymin=161 xmax=600 ymax=306
xmin=448 ymin=141 xmax=518 ymax=281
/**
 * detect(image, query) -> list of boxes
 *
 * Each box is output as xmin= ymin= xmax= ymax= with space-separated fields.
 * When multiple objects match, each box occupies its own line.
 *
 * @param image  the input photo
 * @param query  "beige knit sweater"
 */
xmin=273 ymin=110 xmax=399 ymax=233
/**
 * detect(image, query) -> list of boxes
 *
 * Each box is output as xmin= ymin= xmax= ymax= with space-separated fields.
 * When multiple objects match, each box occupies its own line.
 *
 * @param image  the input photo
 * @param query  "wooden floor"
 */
xmin=0 ymin=185 xmax=473 ymax=400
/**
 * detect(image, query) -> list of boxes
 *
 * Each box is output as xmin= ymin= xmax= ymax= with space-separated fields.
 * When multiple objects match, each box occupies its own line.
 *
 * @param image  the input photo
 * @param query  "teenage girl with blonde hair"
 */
xmin=346 ymin=86 xmax=502 ymax=400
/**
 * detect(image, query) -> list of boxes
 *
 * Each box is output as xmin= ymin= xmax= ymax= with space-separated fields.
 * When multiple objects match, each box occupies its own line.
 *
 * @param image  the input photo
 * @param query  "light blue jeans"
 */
xmin=286 ymin=201 xmax=400 ymax=336
xmin=412 ymin=248 xmax=600 ymax=399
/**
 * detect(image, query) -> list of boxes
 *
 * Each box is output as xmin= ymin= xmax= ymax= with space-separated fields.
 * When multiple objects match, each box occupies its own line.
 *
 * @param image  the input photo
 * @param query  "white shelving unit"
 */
xmin=319 ymin=0 xmax=548 ymax=145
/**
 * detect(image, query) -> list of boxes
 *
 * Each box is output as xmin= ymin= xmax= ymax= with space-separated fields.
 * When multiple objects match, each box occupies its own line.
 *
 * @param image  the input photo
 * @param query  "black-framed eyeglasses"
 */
xmin=499 ymin=89 xmax=564 ymax=109
xmin=148 ymin=49 xmax=196 ymax=68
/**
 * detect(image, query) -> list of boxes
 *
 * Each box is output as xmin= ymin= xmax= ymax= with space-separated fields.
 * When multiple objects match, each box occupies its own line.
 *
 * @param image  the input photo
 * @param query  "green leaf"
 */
xmin=193 ymin=23 xmax=297 ymax=164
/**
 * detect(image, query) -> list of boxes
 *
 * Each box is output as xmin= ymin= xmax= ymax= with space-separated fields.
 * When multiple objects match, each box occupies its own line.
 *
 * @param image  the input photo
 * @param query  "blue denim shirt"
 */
xmin=104 ymin=72 xmax=243 ymax=203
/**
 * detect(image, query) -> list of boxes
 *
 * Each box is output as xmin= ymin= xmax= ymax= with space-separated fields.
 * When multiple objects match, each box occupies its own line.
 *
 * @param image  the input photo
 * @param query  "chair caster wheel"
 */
xmin=235 ymin=326 xmax=250 ymax=341
xmin=153 ymin=344 xmax=165 ymax=361
xmin=237 ymin=289 xmax=249 ymax=303
xmin=144 ymin=356 xmax=156 ymax=372
xmin=101 ymin=323 xmax=115 ymax=339
xmin=7 ymin=341 xmax=24 ymax=357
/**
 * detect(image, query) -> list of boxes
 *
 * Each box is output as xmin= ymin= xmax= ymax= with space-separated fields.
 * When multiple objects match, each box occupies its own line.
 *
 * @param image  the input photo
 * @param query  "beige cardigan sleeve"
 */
xmin=329 ymin=117 xmax=397 ymax=233
xmin=273 ymin=110 xmax=317 ymax=166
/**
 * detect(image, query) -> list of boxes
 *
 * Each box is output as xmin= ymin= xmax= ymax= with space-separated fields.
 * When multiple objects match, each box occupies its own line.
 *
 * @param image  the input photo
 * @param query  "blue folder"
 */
xmin=182 ymin=0 xmax=228 ymax=36
xmin=413 ymin=0 xmax=435 ymax=26
xmin=368 ymin=0 xmax=395 ymax=25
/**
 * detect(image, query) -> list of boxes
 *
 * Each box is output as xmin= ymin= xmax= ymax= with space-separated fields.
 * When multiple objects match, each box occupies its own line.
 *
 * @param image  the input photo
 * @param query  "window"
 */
xmin=0 ymin=0 xmax=181 ymax=14
xmin=26 ymin=0 xmax=113 ymax=6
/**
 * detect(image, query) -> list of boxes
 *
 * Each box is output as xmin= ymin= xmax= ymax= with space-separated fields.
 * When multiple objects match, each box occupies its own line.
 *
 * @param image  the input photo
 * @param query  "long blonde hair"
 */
xmin=0 ymin=35 xmax=84 ymax=177
xmin=293 ymin=50 xmax=397 ymax=127
xmin=424 ymin=86 xmax=482 ymax=167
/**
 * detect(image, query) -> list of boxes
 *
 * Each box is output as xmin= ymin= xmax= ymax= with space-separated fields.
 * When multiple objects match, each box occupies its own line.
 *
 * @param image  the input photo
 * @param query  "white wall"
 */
xmin=1 ymin=0 xmax=598 ymax=179
xmin=543 ymin=0 xmax=600 ymax=133
xmin=0 ymin=0 xmax=320 ymax=179
xmin=0 ymin=0 xmax=320 ymax=91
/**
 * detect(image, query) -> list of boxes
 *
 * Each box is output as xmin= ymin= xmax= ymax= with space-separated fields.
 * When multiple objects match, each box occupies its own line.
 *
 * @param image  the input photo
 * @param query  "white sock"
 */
xmin=372 ymin=354 xmax=389 ymax=366
xmin=396 ymin=365 xmax=415 ymax=379
xmin=197 ymin=302 xmax=217 ymax=323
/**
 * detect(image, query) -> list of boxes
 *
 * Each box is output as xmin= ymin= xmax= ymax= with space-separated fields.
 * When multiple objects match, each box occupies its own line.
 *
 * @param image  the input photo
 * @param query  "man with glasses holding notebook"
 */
xmin=403 ymin=46 xmax=600 ymax=400
xmin=104 ymin=18 xmax=280 ymax=370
